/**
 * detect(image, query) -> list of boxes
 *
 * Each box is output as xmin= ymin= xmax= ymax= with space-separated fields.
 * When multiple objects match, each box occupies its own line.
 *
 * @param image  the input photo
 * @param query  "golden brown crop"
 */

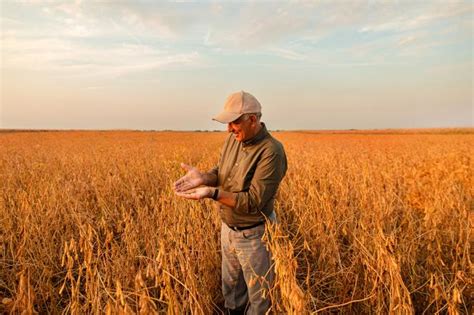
xmin=0 ymin=129 xmax=472 ymax=314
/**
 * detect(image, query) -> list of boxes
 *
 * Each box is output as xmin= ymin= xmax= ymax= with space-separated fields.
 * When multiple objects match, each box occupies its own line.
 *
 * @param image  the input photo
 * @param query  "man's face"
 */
xmin=227 ymin=114 xmax=253 ymax=142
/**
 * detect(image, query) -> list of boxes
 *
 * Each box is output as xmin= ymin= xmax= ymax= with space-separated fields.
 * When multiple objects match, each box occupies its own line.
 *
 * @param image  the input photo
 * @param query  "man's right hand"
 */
xmin=173 ymin=163 xmax=205 ymax=192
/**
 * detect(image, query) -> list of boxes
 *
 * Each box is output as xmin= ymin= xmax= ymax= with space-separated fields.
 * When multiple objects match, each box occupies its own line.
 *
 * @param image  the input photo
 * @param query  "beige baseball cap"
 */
xmin=212 ymin=90 xmax=262 ymax=124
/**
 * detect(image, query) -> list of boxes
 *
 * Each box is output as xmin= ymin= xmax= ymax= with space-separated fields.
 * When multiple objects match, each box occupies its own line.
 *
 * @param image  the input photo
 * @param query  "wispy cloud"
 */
xmin=207 ymin=3 xmax=315 ymax=49
xmin=397 ymin=36 xmax=418 ymax=47
xmin=2 ymin=35 xmax=201 ymax=78
xmin=359 ymin=2 xmax=472 ymax=33
xmin=267 ymin=47 xmax=307 ymax=61
xmin=2 ymin=1 xmax=472 ymax=73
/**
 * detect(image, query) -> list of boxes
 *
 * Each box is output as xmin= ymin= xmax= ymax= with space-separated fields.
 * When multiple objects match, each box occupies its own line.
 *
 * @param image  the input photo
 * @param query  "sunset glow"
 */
xmin=1 ymin=1 xmax=472 ymax=130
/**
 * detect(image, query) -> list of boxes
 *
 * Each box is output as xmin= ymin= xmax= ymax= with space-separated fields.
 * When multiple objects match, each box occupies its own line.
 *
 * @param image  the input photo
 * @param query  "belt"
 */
xmin=226 ymin=221 xmax=265 ymax=231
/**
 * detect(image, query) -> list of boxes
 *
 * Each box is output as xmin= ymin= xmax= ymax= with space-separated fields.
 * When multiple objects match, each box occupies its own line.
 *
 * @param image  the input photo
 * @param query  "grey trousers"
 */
xmin=221 ymin=213 xmax=276 ymax=315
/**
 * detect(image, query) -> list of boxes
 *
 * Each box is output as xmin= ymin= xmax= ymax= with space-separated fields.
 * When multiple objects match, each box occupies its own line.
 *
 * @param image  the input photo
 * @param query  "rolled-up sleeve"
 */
xmin=234 ymin=151 xmax=286 ymax=215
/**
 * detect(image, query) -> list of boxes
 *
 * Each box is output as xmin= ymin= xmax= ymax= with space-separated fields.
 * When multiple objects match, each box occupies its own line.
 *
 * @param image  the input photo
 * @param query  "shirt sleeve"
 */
xmin=234 ymin=150 xmax=287 ymax=215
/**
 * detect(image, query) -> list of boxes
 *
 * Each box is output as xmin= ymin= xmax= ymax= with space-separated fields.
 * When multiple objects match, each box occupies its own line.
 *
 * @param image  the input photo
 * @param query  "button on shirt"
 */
xmin=208 ymin=123 xmax=287 ymax=227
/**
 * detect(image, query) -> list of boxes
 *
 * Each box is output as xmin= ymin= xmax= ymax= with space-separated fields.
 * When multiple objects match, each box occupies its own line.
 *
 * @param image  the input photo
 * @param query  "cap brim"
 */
xmin=212 ymin=111 xmax=242 ymax=124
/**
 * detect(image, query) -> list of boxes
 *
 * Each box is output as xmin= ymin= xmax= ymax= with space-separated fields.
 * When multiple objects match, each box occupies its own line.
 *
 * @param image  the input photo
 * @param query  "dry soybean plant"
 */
xmin=0 ymin=129 xmax=472 ymax=314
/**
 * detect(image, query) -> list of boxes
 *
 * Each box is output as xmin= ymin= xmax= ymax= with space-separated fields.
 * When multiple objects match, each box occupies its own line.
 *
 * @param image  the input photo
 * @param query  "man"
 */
xmin=174 ymin=91 xmax=287 ymax=314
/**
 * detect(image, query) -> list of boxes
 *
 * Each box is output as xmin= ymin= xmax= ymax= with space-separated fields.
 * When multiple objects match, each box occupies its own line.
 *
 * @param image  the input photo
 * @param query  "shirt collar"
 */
xmin=242 ymin=123 xmax=268 ymax=147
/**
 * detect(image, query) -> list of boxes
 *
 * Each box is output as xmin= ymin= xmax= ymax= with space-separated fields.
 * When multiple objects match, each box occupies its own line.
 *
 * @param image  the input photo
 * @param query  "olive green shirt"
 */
xmin=209 ymin=123 xmax=287 ymax=227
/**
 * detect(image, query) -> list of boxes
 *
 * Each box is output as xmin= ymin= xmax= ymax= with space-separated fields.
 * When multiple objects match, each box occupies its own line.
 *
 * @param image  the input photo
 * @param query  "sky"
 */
xmin=0 ymin=0 xmax=472 ymax=130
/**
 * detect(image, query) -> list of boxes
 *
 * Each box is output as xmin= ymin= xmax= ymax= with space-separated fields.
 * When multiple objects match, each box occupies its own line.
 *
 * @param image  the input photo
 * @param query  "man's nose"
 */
xmin=227 ymin=123 xmax=233 ymax=132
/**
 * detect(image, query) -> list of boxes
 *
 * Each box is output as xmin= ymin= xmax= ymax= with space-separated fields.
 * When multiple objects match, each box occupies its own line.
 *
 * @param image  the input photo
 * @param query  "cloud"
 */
xmin=1 ymin=34 xmax=201 ymax=78
xmin=1 ymin=0 xmax=471 ymax=74
xmin=16 ymin=1 xmax=191 ymax=41
xmin=206 ymin=3 xmax=315 ymax=49
xmin=359 ymin=2 xmax=472 ymax=33
xmin=1 ymin=2 xmax=204 ymax=77
xmin=397 ymin=35 xmax=418 ymax=47
xmin=267 ymin=48 xmax=307 ymax=61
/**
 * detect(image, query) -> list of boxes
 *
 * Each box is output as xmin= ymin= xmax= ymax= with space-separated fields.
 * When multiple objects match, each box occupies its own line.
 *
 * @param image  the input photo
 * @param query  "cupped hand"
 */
xmin=175 ymin=186 xmax=212 ymax=200
xmin=174 ymin=163 xmax=205 ymax=192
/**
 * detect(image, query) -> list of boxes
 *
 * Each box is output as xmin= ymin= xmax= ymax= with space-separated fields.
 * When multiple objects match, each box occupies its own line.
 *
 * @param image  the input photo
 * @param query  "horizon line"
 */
xmin=1 ymin=127 xmax=473 ymax=133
